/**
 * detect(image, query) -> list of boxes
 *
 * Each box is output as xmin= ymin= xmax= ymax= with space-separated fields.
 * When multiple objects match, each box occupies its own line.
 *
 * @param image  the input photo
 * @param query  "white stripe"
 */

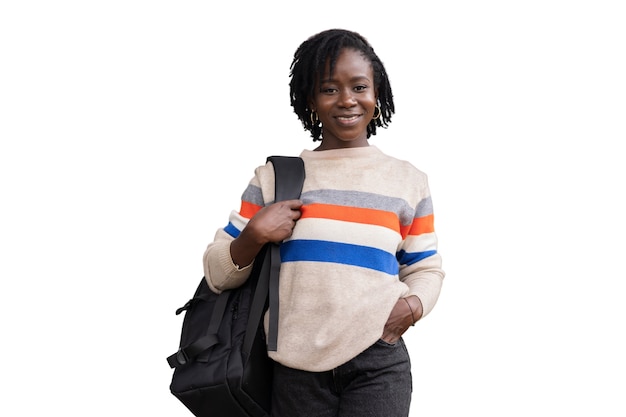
xmin=402 ymin=232 xmax=438 ymax=252
xmin=228 ymin=210 xmax=249 ymax=230
xmin=290 ymin=217 xmax=401 ymax=253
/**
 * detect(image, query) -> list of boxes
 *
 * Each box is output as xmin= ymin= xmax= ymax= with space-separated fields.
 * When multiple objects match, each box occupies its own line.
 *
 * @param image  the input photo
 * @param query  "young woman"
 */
xmin=203 ymin=29 xmax=445 ymax=417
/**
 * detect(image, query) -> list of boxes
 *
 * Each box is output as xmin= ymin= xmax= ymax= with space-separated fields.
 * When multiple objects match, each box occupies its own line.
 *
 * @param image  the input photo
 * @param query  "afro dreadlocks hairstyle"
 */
xmin=289 ymin=29 xmax=395 ymax=142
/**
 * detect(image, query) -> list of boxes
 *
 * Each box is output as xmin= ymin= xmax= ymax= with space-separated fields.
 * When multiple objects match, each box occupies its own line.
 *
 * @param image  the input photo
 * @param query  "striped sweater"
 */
xmin=203 ymin=146 xmax=444 ymax=372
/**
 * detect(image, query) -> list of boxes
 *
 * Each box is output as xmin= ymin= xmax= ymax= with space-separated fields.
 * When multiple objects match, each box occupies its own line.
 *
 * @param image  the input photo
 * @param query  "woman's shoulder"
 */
xmin=374 ymin=147 xmax=430 ymax=181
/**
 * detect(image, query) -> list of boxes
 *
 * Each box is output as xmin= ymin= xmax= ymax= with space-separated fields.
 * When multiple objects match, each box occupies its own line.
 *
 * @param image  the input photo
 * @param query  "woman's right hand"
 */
xmin=245 ymin=199 xmax=303 ymax=244
xmin=230 ymin=199 xmax=303 ymax=268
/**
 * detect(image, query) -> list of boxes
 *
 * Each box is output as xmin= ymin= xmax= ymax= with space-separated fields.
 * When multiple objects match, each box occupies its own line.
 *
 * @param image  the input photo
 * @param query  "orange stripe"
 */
xmin=301 ymin=203 xmax=400 ymax=232
xmin=408 ymin=214 xmax=435 ymax=236
xmin=240 ymin=201 xmax=262 ymax=219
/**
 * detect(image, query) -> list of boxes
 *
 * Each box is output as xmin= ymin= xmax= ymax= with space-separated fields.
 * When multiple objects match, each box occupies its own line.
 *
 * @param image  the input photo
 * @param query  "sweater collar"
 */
xmin=300 ymin=146 xmax=382 ymax=160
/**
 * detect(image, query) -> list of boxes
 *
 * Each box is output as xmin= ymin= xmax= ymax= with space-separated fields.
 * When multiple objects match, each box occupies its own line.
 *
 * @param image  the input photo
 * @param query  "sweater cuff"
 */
xmin=204 ymin=241 xmax=254 ymax=292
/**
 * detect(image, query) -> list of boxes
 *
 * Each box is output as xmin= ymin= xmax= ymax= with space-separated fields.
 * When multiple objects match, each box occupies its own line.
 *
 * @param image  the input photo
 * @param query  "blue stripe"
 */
xmin=223 ymin=222 xmax=241 ymax=238
xmin=281 ymin=240 xmax=399 ymax=275
xmin=396 ymin=249 xmax=437 ymax=266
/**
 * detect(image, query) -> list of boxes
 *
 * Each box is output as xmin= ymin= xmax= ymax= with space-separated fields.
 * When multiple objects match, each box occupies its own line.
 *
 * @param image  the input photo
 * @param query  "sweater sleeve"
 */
xmin=202 ymin=163 xmax=274 ymax=293
xmin=202 ymin=164 xmax=273 ymax=292
xmin=202 ymin=216 xmax=254 ymax=293
xmin=397 ymin=180 xmax=445 ymax=318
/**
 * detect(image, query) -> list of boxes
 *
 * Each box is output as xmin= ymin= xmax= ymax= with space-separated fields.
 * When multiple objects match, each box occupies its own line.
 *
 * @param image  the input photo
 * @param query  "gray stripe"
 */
xmin=415 ymin=196 xmax=433 ymax=218
xmin=302 ymin=189 xmax=415 ymax=226
xmin=241 ymin=184 xmax=264 ymax=206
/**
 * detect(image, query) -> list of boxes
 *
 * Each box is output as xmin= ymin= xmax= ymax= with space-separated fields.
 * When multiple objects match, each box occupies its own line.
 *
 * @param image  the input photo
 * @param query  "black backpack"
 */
xmin=167 ymin=156 xmax=305 ymax=417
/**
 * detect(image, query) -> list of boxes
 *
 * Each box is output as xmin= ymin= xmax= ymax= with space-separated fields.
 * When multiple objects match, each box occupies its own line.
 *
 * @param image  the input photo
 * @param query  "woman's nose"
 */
xmin=338 ymin=89 xmax=356 ymax=107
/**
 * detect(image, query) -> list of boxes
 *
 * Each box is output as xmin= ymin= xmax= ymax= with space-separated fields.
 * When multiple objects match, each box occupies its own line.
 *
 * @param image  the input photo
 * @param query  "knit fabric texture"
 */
xmin=203 ymin=146 xmax=444 ymax=372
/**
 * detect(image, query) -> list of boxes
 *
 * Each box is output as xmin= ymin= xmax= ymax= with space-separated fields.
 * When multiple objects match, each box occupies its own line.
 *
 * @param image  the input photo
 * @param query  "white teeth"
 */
xmin=338 ymin=115 xmax=358 ymax=120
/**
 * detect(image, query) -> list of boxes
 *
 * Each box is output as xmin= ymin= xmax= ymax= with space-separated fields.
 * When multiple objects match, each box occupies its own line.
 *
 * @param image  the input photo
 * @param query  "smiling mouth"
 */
xmin=336 ymin=114 xmax=360 ymax=122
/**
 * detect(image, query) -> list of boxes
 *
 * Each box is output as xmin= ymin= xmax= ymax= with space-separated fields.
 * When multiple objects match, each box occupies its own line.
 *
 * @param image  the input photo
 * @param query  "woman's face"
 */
xmin=310 ymin=48 xmax=378 ymax=150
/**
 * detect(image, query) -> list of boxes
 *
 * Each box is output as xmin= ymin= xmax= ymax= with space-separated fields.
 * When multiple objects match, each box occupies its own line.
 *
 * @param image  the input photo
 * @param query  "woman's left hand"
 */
xmin=381 ymin=296 xmax=423 ymax=344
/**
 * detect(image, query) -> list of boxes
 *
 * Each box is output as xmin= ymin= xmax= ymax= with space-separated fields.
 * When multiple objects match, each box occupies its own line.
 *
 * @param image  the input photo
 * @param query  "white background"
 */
xmin=1 ymin=1 xmax=625 ymax=416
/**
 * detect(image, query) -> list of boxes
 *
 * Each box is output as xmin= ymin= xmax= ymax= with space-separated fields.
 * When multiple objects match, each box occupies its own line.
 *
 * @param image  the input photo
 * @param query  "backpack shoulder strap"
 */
xmin=267 ymin=155 xmax=305 ymax=202
xmin=244 ymin=155 xmax=306 ymax=354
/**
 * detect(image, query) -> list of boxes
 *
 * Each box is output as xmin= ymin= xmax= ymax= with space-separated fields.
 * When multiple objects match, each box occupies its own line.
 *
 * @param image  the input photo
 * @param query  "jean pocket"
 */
xmin=376 ymin=338 xmax=399 ymax=348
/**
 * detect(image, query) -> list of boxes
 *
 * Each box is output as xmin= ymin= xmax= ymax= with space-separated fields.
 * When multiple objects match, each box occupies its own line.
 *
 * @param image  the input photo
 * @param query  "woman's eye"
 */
xmin=354 ymin=85 xmax=367 ymax=91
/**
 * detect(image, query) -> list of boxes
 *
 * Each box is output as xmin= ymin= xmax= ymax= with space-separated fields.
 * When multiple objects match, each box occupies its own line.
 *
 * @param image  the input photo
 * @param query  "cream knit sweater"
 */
xmin=203 ymin=146 xmax=444 ymax=372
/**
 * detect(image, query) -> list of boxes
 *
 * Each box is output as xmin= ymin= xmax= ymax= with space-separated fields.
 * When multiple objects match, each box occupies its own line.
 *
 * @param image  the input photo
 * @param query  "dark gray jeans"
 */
xmin=270 ymin=338 xmax=412 ymax=417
